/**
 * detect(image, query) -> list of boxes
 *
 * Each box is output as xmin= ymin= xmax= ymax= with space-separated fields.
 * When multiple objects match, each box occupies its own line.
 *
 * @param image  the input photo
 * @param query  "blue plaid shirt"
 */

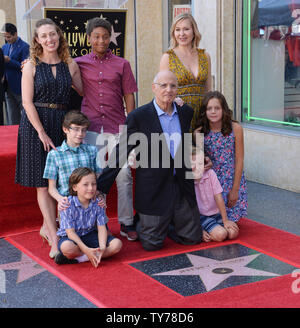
xmin=43 ymin=141 xmax=102 ymax=196
xmin=57 ymin=196 xmax=107 ymax=237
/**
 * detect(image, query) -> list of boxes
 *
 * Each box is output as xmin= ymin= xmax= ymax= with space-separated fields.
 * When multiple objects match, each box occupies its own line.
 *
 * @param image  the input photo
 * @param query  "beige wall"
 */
xmin=0 ymin=1 xmax=16 ymax=45
xmin=135 ymin=0 xmax=163 ymax=105
xmin=194 ymin=0 xmax=219 ymax=91
xmin=220 ymin=0 xmax=235 ymax=110
xmin=244 ymin=128 xmax=300 ymax=193
xmin=120 ymin=0 xmax=164 ymax=106
xmin=194 ymin=0 xmax=235 ymax=110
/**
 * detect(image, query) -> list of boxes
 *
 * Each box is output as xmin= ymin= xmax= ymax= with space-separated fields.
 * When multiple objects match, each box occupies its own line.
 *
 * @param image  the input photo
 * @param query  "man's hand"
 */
xmin=95 ymin=191 xmax=107 ymax=208
xmin=204 ymin=156 xmax=213 ymax=171
xmin=128 ymin=149 xmax=136 ymax=168
xmin=4 ymin=55 xmax=10 ymax=63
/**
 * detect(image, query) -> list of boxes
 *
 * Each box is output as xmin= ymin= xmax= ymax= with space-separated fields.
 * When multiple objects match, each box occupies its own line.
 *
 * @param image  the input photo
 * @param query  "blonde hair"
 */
xmin=169 ymin=13 xmax=201 ymax=49
xmin=30 ymin=18 xmax=71 ymax=66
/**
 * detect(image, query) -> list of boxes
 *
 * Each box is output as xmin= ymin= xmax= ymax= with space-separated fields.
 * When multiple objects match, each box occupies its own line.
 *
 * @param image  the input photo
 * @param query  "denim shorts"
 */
xmin=200 ymin=213 xmax=224 ymax=233
xmin=58 ymin=229 xmax=115 ymax=252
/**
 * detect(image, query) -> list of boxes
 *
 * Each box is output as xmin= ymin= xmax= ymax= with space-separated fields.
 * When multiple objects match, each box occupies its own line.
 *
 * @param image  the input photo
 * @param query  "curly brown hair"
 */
xmin=30 ymin=18 xmax=71 ymax=66
xmin=194 ymin=91 xmax=236 ymax=136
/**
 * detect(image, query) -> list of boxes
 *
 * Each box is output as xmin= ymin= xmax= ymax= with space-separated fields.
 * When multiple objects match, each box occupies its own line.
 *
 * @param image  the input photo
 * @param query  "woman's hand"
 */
xmin=227 ymin=188 xmax=239 ymax=208
xmin=174 ymin=97 xmax=184 ymax=107
xmin=223 ymin=220 xmax=239 ymax=232
xmin=21 ymin=58 xmax=30 ymax=72
xmin=57 ymin=196 xmax=70 ymax=212
xmin=38 ymin=130 xmax=56 ymax=152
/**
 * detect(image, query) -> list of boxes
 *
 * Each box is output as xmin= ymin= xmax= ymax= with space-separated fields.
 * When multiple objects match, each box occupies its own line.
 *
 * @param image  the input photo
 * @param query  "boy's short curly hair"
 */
xmin=62 ymin=110 xmax=90 ymax=129
xmin=86 ymin=17 xmax=112 ymax=36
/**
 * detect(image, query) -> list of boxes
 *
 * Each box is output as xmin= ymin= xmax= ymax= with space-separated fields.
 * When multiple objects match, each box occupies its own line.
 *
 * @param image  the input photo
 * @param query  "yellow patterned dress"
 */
xmin=167 ymin=48 xmax=209 ymax=131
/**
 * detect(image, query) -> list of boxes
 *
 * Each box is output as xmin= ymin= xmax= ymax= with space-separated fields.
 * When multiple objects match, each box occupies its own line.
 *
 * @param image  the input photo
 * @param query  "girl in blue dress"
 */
xmin=194 ymin=91 xmax=247 ymax=242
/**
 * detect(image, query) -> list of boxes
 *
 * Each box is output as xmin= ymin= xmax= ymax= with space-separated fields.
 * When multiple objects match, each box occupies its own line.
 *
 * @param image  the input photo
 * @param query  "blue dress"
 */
xmin=204 ymin=129 xmax=248 ymax=222
xmin=15 ymin=61 xmax=72 ymax=187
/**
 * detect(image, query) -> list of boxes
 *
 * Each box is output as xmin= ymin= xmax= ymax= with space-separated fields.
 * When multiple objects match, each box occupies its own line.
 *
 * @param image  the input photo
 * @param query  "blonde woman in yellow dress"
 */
xmin=160 ymin=13 xmax=212 ymax=131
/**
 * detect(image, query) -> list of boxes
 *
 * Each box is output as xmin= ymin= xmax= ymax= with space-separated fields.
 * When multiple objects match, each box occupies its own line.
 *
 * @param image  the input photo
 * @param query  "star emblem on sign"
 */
xmin=110 ymin=26 xmax=121 ymax=46
xmin=153 ymin=253 xmax=279 ymax=292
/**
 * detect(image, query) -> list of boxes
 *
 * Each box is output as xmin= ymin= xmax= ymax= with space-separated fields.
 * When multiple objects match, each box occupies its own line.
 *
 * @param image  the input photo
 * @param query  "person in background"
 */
xmin=0 ymin=48 xmax=4 ymax=125
xmin=159 ymin=13 xmax=212 ymax=131
xmin=75 ymin=17 xmax=138 ymax=241
xmin=2 ymin=23 xmax=29 ymax=125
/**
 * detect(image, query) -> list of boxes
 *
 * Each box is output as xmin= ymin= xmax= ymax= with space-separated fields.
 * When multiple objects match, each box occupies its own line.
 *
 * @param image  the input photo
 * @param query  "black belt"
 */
xmin=34 ymin=102 xmax=68 ymax=110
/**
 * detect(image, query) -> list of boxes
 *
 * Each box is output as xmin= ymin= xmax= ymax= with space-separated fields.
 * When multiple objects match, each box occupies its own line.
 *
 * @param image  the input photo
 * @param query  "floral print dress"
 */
xmin=204 ymin=129 xmax=248 ymax=222
xmin=167 ymin=48 xmax=208 ymax=131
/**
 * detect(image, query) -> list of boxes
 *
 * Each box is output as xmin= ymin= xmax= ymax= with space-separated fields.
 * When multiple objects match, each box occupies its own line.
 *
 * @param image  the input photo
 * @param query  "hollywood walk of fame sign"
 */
xmin=129 ymin=243 xmax=298 ymax=297
xmin=0 ymin=253 xmax=46 ymax=294
xmin=44 ymin=8 xmax=127 ymax=58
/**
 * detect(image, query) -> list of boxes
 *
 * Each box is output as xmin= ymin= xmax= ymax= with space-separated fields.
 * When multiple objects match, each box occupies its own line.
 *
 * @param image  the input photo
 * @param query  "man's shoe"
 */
xmin=54 ymin=252 xmax=78 ymax=265
xmin=120 ymin=224 xmax=138 ymax=241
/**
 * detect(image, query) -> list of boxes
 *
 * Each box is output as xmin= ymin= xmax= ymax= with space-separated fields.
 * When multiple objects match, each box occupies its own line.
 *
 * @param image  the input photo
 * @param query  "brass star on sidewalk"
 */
xmin=0 ymin=253 xmax=46 ymax=286
xmin=154 ymin=253 xmax=279 ymax=292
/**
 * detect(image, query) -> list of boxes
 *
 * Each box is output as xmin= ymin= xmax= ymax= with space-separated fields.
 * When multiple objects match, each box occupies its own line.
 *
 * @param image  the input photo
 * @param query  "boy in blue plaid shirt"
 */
xmin=43 ymin=110 xmax=104 ymax=212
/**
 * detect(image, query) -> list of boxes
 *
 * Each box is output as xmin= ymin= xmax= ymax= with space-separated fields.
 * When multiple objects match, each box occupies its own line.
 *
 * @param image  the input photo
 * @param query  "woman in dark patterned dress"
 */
xmin=15 ymin=18 xmax=83 ymax=258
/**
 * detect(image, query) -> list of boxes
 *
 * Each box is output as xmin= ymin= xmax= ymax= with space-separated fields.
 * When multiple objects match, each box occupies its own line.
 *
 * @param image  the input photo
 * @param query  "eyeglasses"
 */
xmin=69 ymin=127 xmax=88 ymax=133
xmin=154 ymin=83 xmax=178 ymax=90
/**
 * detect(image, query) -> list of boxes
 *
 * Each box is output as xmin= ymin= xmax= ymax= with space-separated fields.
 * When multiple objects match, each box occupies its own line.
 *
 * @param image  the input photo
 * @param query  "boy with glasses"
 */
xmin=43 ymin=110 xmax=103 ymax=211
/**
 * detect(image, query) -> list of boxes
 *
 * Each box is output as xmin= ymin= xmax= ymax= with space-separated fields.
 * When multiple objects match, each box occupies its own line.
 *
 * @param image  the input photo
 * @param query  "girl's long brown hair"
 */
xmin=30 ymin=18 xmax=71 ymax=66
xmin=194 ymin=91 xmax=236 ymax=136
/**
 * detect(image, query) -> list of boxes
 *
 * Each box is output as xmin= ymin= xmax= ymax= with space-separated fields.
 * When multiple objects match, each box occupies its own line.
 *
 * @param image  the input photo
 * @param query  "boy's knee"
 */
xmin=227 ymin=227 xmax=239 ymax=240
xmin=110 ymin=238 xmax=122 ymax=254
xmin=60 ymin=241 xmax=79 ymax=258
xmin=210 ymin=227 xmax=228 ymax=242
